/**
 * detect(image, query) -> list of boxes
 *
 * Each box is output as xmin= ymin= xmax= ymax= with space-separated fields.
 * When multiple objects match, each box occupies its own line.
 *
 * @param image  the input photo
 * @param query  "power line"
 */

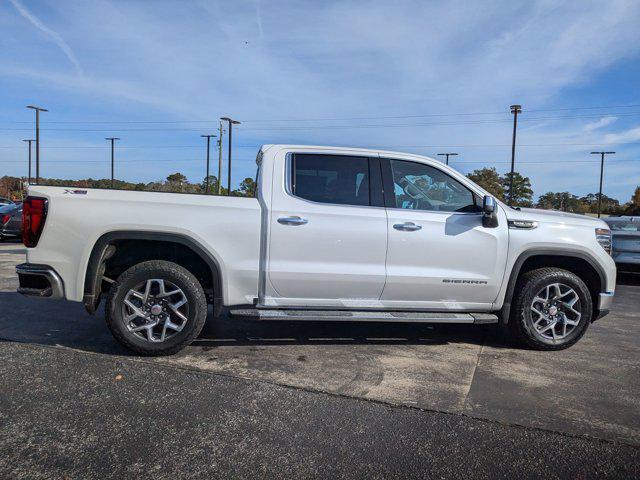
xmin=2 ymin=103 xmax=638 ymax=124
xmin=0 ymin=158 xmax=637 ymax=165
xmin=1 ymin=141 xmax=639 ymax=149
xmin=237 ymin=104 xmax=640 ymax=122
xmin=0 ymin=111 xmax=638 ymax=132
xmin=1 ymin=104 xmax=639 ymax=125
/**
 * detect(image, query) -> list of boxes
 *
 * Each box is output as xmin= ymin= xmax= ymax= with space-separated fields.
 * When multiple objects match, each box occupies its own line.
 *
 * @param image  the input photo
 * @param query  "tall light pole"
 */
xmin=201 ymin=134 xmax=217 ymax=193
xmin=220 ymin=117 xmax=241 ymax=195
xmin=590 ymin=151 xmax=615 ymax=218
xmin=437 ymin=152 xmax=458 ymax=166
xmin=22 ymin=139 xmax=35 ymax=184
xmin=508 ymin=104 xmax=522 ymax=206
xmin=217 ymin=121 xmax=225 ymax=195
xmin=26 ymin=105 xmax=48 ymax=183
xmin=105 ymin=137 xmax=120 ymax=188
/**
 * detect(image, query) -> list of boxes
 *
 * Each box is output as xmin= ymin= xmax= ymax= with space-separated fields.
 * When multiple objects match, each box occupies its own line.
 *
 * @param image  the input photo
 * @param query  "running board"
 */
xmin=229 ymin=309 xmax=498 ymax=324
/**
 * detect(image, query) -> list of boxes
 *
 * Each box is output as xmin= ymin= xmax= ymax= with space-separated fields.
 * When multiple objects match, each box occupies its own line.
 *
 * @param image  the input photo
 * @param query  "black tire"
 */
xmin=105 ymin=260 xmax=208 ymax=356
xmin=510 ymin=267 xmax=592 ymax=350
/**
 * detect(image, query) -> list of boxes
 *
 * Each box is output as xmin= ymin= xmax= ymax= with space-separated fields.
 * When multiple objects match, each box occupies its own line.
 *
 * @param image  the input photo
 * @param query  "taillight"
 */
xmin=22 ymin=197 xmax=48 ymax=248
xmin=1 ymin=214 xmax=9 ymax=225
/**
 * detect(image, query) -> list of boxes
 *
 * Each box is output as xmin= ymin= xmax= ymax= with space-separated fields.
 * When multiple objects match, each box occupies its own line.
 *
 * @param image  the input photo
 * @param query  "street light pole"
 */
xmin=508 ymin=104 xmax=522 ymax=206
xmin=26 ymin=105 xmax=48 ymax=183
xmin=217 ymin=121 xmax=225 ymax=195
xmin=105 ymin=137 xmax=120 ymax=188
xmin=201 ymin=134 xmax=217 ymax=193
xmin=590 ymin=151 xmax=615 ymax=218
xmin=22 ymin=139 xmax=35 ymax=184
xmin=220 ymin=117 xmax=241 ymax=196
xmin=437 ymin=152 xmax=458 ymax=166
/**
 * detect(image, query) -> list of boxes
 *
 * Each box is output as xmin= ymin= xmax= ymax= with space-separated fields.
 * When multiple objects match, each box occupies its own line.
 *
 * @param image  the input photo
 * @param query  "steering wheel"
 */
xmin=402 ymin=178 xmax=434 ymax=209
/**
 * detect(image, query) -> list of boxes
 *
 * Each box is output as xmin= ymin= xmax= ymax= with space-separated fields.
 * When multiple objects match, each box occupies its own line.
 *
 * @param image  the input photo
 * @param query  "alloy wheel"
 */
xmin=122 ymin=278 xmax=189 ymax=343
xmin=530 ymin=282 xmax=582 ymax=342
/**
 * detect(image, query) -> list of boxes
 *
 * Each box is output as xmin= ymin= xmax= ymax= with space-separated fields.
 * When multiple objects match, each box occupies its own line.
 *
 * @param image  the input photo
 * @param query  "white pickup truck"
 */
xmin=17 ymin=145 xmax=616 ymax=355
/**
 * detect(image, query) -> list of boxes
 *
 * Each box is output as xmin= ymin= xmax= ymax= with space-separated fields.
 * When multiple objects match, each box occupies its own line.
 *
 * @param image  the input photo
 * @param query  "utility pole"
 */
xmin=105 ymin=137 xmax=120 ymax=188
xmin=22 ymin=139 xmax=35 ymax=184
xmin=26 ymin=105 xmax=48 ymax=183
xmin=220 ymin=117 xmax=241 ymax=196
xmin=437 ymin=152 xmax=458 ymax=166
xmin=508 ymin=104 xmax=522 ymax=206
xmin=217 ymin=121 xmax=225 ymax=195
xmin=590 ymin=151 xmax=615 ymax=218
xmin=201 ymin=134 xmax=217 ymax=193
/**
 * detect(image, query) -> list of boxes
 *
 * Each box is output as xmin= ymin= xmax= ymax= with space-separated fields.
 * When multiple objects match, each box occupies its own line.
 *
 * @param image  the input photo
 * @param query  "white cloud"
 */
xmin=602 ymin=126 xmax=640 ymax=144
xmin=584 ymin=116 xmax=618 ymax=132
xmin=8 ymin=0 xmax=83 ymax=76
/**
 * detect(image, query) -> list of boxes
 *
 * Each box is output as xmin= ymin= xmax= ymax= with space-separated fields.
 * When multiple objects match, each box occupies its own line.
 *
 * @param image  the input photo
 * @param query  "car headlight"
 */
xmin=595 ymin=228 xmax=612 ymax=254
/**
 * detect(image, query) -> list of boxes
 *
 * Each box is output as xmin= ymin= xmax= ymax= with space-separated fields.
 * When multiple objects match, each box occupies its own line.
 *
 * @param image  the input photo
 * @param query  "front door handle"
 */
xmin=393 ymin=222 xmax=422 ymax=232
xmin=278 ymin=216 xmax=308 ymax=226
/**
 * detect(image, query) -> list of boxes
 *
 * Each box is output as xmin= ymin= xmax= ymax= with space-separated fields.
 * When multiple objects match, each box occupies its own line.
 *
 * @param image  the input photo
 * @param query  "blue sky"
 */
xmin=1 ymin=0 xmax=639 ymax=202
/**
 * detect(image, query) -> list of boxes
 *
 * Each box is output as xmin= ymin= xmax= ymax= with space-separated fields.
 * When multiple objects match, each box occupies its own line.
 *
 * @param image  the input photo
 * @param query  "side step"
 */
xmin=229 ymin=309 xmax=499 ymax=324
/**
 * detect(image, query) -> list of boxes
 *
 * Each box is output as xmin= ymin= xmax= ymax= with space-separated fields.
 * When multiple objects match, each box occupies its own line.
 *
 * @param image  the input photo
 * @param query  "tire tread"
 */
xmin=510 ymin=267 xmax=592 ymax=351
xmin=105 ymin=260 xmax=207 ymax=356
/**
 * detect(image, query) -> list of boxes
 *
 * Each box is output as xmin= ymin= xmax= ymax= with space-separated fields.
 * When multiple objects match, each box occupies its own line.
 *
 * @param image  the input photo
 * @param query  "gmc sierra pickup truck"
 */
xmin=17 ymin=145 xmax=616 ymax=355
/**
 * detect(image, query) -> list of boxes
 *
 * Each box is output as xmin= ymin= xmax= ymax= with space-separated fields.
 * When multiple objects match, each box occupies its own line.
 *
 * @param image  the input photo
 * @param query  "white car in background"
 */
xmin=604 ymin=216 xmax=640 ymax=271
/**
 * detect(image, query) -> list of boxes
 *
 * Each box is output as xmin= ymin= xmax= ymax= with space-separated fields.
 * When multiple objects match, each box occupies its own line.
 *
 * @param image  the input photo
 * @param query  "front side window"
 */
xmin=291 ymin=154 xmax=370 ymax=206
xmin=388 ymin=159 xmax=480 ymax=213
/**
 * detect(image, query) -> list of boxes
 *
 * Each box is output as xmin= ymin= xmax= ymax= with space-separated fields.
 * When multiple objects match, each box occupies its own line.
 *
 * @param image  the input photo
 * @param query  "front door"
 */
xmin=380 ymin=157 xmax=508 ymax=310
xmin=265 ymin=153 xmax=388 ymax=307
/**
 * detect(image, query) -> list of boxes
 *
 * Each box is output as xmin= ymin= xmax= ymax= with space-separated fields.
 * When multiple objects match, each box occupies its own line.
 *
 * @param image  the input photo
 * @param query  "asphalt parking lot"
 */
xmin=1 ymin=242 xmax=639 ymax=478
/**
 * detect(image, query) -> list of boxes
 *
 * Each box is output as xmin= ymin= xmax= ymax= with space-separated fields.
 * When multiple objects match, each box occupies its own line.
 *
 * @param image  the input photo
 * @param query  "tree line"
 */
xmin=0 ymin=174 xmax=257 ymax=201
xmin=466 ymin=167 xmax=640 ymax=215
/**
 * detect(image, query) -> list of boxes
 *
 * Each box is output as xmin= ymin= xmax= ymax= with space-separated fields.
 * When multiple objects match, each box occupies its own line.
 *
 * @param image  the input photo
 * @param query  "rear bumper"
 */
xmin=596 ymin=291 xmax=615 ymax=319
xmin=16 ymin=263 xmax=65 ymax=300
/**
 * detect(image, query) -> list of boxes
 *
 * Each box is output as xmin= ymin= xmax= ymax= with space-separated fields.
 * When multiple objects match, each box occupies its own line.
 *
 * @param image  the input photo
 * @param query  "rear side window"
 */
xmin=291 ymin=154 xmax=370 ymax=206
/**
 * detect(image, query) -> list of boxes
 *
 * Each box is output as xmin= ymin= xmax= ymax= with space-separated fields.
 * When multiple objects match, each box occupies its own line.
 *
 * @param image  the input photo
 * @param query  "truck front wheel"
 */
xmin=105 ymin=260 xmax=208 ymax=355
xmin=510 ymin=267 xmax=592 ymax=350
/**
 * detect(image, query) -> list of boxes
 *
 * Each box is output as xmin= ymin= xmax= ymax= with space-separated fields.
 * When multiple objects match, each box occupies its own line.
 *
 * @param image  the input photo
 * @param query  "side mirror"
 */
xmin=482 ymin=195 xmax=499 ymax=228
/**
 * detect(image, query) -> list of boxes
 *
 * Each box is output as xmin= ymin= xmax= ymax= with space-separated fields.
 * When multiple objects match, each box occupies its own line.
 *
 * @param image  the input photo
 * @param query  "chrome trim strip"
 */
xmin=508 ymin=219 xmax=538 ymax=229
xmin=16 ymin=263 xmax=65 ymax=300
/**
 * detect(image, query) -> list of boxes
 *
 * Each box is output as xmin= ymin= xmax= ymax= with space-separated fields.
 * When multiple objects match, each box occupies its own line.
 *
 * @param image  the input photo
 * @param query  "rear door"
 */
xmin=265 ymin=153 xmax=387 ymax=307
xmin=380 ymin=157 xmax=508 ymax=310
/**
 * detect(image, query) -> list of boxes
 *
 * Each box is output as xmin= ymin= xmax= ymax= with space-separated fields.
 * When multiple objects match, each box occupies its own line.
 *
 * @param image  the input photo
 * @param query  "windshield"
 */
xmin=606 ymin=220 xmax=639 ymax=232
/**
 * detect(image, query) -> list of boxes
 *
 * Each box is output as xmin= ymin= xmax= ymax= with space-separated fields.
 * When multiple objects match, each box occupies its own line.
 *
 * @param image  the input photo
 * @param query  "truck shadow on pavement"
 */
xmin=193 ymin=313 xmax=514 ymax=349
xmin=0 ymin=292 xmax=516 ymax=356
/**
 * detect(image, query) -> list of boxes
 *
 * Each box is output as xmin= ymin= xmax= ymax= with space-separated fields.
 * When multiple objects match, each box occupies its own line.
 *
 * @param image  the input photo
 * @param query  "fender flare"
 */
xmin=499 ymin=248 xmax=606 ymax=324
xmin=83 ymin=230 xmax=223 ymax=316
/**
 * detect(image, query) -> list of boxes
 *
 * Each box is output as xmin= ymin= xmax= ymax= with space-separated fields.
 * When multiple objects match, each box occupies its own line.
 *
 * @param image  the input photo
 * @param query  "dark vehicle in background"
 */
xmin=0 ymin=203 xmax=22 ymax=241
xmin=604 ymin=216 xmax=640 ymax=271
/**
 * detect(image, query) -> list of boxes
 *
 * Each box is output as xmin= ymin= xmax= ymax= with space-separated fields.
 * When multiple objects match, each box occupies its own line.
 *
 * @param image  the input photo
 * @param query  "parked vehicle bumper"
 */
xmin=612 ymin=251 xmax=640 ymax=265
xmin=16 ymin=263 xmax=65 ymax=300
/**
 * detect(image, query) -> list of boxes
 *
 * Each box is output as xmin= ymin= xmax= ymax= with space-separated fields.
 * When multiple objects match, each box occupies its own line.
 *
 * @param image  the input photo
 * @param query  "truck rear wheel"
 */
xmin=510 ymin=267 xmax=592 ymax=350
xmin=105 ymin=260 xmax=207 ymax=355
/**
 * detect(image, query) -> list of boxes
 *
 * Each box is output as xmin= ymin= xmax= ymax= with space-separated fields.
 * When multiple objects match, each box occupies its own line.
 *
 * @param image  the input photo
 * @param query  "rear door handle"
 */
xmin=278 ymin=216 xmax=308 ymax=226
xmin=393 ymin=222 xmax=422 ymax=232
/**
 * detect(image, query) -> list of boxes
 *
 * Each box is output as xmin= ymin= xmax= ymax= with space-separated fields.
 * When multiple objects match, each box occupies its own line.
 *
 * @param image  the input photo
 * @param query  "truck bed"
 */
xmin=25 ymin=186 xmax=262 ymax=305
